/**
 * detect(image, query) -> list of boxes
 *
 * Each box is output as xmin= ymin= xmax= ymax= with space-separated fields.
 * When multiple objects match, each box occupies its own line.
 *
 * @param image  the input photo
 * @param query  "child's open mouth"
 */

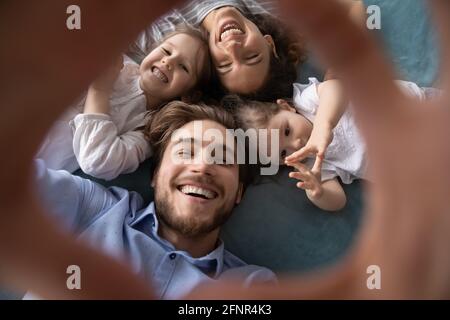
xmin=152 ymin=66 xmax=168 ymax=83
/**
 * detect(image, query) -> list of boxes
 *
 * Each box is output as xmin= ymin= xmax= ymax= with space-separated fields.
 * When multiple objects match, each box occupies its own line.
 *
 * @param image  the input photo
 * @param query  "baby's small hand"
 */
xmin=287 ymin=161 xmax=323 ymax=199
xmin=285 ymin=122 xmax=333 ymax=174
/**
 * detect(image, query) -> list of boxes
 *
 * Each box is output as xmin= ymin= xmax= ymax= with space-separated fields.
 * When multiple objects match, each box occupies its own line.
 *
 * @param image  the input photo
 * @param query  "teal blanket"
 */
xmin=224 ymin=0 xmax=438 ymax=273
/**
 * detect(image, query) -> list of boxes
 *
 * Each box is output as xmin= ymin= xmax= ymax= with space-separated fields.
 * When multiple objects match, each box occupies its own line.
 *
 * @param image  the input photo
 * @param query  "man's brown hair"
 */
xmin=144 ymin=100 xmax=258 ymax=189
xmin=144 ymin=100 xmax=234 ymax=166
xmin=144 ymin=101 xmax=253 ymax=187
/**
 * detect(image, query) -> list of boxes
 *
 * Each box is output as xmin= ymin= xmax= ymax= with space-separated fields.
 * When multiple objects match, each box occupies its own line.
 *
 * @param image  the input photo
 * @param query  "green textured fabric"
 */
xmin=364 ymin=0 xmax=438 ymax=86
xmin=221 ymin=168 xmax=364 ymax=273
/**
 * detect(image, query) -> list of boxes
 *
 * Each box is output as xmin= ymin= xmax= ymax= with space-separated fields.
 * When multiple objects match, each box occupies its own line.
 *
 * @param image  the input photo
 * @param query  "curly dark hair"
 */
xmin=206 ymin=14 xmax=306 ymax=102
xmin=243 ymin=14 xmax=306 ymax=101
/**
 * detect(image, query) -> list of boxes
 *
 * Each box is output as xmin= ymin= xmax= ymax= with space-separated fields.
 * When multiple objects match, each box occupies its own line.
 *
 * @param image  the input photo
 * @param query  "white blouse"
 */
xmin=293 ymin=78 xmax=427 ymax=183
xmin=36 ymin=56 xmax=152 ymax=180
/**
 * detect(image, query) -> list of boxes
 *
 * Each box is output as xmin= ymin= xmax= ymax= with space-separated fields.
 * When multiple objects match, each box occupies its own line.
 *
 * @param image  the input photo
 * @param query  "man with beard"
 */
xmin=25 ymin=101 xmax=275 ymax=299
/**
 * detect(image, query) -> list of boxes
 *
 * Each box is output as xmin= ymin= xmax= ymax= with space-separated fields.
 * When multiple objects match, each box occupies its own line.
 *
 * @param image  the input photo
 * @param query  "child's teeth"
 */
xmin=152 ymin=67 xmax=168 ymax=83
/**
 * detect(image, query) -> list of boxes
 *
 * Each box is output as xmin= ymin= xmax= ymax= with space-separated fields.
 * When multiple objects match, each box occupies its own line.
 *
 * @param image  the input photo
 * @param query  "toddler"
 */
xmin=232 ymin=78 xmax=440 ymax=211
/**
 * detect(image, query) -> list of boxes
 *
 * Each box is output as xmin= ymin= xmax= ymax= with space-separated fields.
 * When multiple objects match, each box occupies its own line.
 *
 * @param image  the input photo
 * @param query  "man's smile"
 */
xmin=178 ymin=184 xmax=218 ymax=200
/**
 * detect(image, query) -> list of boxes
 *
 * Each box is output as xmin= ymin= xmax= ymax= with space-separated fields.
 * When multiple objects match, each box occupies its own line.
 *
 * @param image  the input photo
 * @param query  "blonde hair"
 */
xmin=129 ymin=24 xmax=213 ymax=94
xmin=144 ymin=100 xmax=235 ymax=167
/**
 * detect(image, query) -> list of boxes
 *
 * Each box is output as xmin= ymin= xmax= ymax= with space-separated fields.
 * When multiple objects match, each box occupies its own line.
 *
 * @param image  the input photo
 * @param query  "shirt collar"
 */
xmin=130 ymin=202 xmax=225 ymax=277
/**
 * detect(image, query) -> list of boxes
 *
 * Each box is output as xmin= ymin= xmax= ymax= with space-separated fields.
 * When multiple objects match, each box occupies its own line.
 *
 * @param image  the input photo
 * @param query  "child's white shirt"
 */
xmin=36 ymin=55 xmax=152 ymax=180
xmin=293 ymin=78 xmax=427 ymax=184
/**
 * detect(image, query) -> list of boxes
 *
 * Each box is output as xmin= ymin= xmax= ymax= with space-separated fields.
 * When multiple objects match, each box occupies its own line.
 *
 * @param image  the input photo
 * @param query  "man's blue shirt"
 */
xmin=31 ymin=160 xmax=276 ymax=299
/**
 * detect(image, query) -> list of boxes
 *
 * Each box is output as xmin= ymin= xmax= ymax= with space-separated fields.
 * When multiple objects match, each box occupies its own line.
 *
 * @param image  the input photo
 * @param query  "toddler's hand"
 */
xmin=287 ymin=161 xmax=323 ymax=199
xmin=91 ymin=55 xmax=124 ymax=92
xmin=285 ymin=123 xmax=332 ymax=174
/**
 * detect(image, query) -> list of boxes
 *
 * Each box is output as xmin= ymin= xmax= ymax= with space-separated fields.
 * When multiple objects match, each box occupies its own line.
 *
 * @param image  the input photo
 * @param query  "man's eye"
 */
xmin=284 ymin=126 xmax=290 ymax=137
xmin=161 ymin=47 xmax=171 ymax=55
xmin=246 ymin=54 xmax=259 ymax=60
xmin=178 ymin=150 xmax=192 ymax=158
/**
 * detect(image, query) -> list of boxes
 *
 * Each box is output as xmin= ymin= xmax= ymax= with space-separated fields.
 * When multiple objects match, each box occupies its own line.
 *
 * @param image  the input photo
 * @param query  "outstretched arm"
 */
xmin=84 ymin=55 xmax=124 ymax=115
xmin=324 ymin=0 xmax=366 ymax=80
xmin=2 ymin=0 xmax=450 ymax=300
xmin=0 ymin=0 xmax=182 ymax=299
xmin=285 ymin=79 xmax=347 ymax=170
xmin=75 ymin=56 xmax=152 ymax=181
xmin=286 ymin=0 xmax=360 ymax=166
xmin=189 ymin=0 xmax=450 ymax=299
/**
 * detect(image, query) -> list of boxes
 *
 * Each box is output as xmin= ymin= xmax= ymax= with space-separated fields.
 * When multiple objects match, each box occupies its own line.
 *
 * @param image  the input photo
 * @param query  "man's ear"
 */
xmin=235 ymin=183 xmax=244 ymax=205
xmin=277 ymin=99 xmax=296 ymax=113
xmin=151 ymin=167 xmax=158 ymax=188
xmin=151 ymin=176 xmax=155 ymax=188
xmin=264 ymin=35 xmax=279 ymax=59
xmin=181 ymin=90 xmax=203 ymax=104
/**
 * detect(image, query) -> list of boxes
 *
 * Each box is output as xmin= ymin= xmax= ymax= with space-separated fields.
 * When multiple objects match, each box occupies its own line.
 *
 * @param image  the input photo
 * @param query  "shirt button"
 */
xmin=169 ymin=253 xmax=176 ymax=260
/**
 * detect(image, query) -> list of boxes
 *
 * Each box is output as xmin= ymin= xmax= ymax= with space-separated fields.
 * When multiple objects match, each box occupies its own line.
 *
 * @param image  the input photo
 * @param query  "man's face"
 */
xmin=152 ymin=120 xmax=242 ymax=237
xmin=207 ymin=7 xmax=276 ymax=94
